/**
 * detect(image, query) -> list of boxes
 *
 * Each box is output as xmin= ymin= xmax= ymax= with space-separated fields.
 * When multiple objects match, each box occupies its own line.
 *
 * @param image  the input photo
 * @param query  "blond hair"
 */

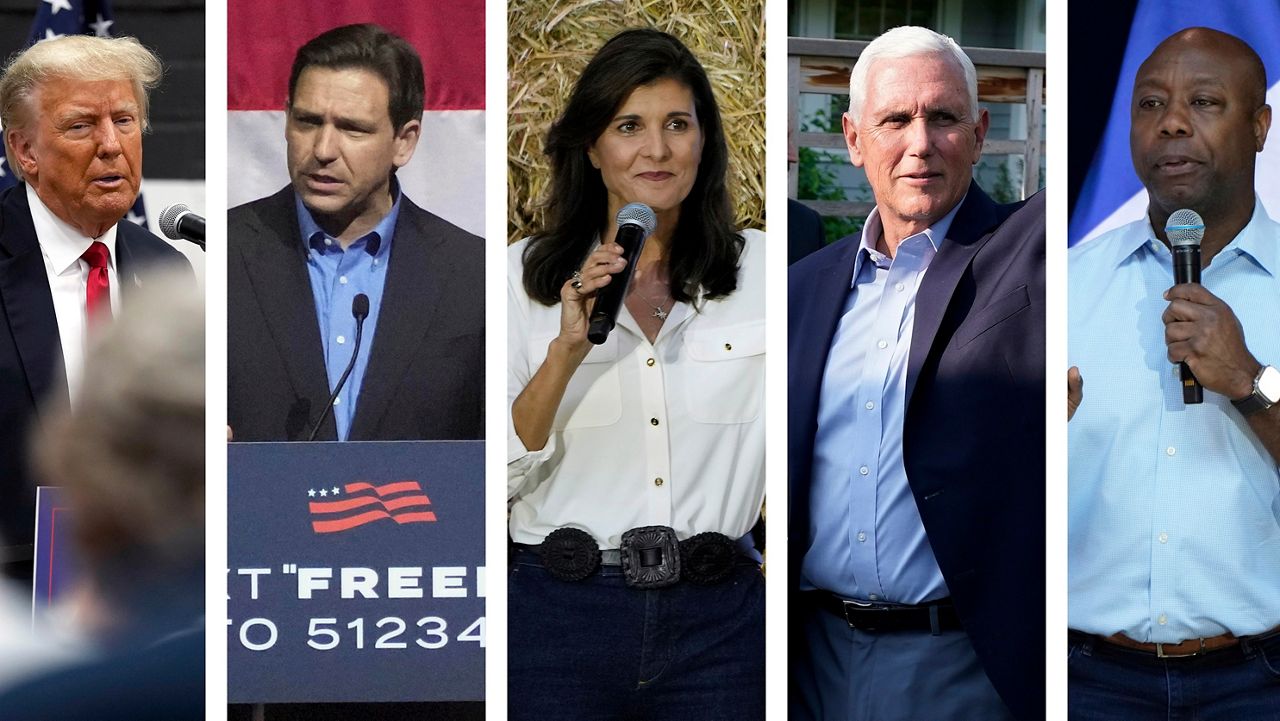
xmin=0 ymin=35 xmax=162 ymax=180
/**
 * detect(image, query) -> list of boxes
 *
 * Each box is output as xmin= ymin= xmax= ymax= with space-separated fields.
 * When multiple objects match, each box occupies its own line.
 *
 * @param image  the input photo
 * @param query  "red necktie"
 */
xmin=81 ymin=241 xmax=112 ymax=327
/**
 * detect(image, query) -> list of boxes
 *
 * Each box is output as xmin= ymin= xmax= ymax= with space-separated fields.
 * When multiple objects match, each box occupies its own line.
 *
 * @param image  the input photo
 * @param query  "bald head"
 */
xmin=1141 ymin=27 xmax=1267 ymax=109
xmin=1129 ymin=26 xmax=1271 ymax=239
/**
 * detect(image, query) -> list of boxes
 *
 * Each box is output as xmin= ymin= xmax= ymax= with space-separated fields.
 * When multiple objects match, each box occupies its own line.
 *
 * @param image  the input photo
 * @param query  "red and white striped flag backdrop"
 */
xmin=227 ymin=0 xmax=485 ymax=236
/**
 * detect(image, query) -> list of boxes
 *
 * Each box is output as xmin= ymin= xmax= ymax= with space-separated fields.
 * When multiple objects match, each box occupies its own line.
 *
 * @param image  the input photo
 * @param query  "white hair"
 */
xmin=847 ymin=26 xmax=979 ymax=123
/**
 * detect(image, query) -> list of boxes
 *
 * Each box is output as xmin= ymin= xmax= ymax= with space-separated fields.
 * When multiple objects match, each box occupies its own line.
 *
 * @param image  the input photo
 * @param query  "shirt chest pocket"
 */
xmin=681 ymin=321 xmax=766 ymax=424
xmin=529 ymin=334 xmax=622 ymax=430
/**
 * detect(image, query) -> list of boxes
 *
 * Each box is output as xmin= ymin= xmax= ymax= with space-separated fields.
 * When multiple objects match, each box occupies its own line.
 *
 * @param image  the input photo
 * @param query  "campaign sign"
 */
xmin=228 ymin=441 xmax=484 ymax=703
xmin=32 ymin=486 xmax=78 ymax=614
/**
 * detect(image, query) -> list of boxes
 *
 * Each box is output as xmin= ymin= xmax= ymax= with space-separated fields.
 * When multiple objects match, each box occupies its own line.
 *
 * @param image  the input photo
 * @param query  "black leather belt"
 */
xmin=810 ymin=591 xmax=962 ymax=634
xmin=518 ymin=525 xmax=743 ymax=588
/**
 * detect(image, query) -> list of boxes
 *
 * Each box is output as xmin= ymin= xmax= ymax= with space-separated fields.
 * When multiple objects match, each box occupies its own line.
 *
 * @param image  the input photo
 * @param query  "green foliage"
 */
xmin=796 ymin=103 xmax=862 ymax=241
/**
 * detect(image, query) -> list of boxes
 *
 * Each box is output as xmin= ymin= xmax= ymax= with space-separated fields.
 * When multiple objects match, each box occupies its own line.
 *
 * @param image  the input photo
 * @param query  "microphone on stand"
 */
xmin=587 ymin=202 xmax=658 ymax=345
xmin=158 ymin=204 xmax=206 ymax=249
xmin=307 ymin=294 xmax=370 ymax=441
xmin=1165 ymin=208 xmax=1204 ymax=405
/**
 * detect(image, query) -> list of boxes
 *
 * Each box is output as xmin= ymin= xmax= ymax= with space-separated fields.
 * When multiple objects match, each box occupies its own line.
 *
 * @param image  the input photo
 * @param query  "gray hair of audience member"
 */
xmin=846 ymin=25 xmax=979 ymax=124
xmin=34 ymin=271 xmax=203 ymax=577
xmin=0 ymin=35 xmax=163 ymax=182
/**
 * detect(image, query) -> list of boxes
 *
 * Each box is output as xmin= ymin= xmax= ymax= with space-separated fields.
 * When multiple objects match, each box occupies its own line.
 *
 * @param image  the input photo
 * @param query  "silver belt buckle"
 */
xmin=1155 ymin=638 xmax=1205 ymax=658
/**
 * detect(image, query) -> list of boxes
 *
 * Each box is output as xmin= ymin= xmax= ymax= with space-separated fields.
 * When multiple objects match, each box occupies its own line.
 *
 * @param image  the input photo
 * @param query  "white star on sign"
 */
xmin=42 ymin=0 xmax=72 ymax=14
xmin=307 ymin=489 xmax=316 ymax=497
xmin=126 ymin=211 xmax=145 ymax=226
xmin=319 ymin=489 xmax=328 ymax=497
xmin=43 ymin=29 xmax=63 ymax=41
xmin=330 ymin=486 xmax=340 ymax=495
xmin=90 ymin=14 xmax=113 ymax=37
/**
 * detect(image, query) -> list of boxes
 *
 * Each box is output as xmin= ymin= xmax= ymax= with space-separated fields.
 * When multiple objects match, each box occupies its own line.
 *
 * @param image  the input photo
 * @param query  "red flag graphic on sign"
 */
xmin=309 ymin=480 xmax=437 ymax=534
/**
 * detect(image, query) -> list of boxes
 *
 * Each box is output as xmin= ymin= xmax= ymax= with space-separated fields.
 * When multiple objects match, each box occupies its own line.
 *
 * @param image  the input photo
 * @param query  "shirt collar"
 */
xmin=853 ymin=195 xmax=963 ymax=285
xmin=26 ymin=183 xmax=119 ymax=275
xmin=1112 ymin=197 xmax=1280 ymax=276
xmin=295 ymin=180 xmax=401 ymax=259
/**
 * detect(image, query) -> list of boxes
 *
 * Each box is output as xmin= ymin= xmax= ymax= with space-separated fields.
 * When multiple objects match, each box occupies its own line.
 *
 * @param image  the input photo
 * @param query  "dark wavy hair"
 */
xmin=522 ymin=28 xmax=744 ymax=306
xmin=288 ymin=23 xmax=425 ymax=131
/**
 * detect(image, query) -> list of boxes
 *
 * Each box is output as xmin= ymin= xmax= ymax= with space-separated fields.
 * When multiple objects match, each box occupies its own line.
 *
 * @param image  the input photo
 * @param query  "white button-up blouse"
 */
xmin=507 ymin=229 xmax=766 ymax=549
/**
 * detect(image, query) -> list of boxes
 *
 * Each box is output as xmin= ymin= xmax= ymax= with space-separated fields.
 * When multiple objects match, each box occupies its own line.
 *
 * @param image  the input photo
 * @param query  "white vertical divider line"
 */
xmin=763 ymin=0 xmax=789 ymax=717
xmin=485 ymin=0 xmax=510 ymax=718
xmin=206 ymin=0 xmax=231 ymax=717
xmin=1045 ymin=0 xmax=1069 ymax=717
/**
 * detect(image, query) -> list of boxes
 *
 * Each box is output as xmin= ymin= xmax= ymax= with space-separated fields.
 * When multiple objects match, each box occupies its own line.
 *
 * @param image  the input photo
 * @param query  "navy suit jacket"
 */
xmin=227 ymin=187 xmax=484 ymax=442
xmin=0 ymin=184 xmax=191 ymax=551
xmin=788 ymin=183 xmax=1045 ymax=719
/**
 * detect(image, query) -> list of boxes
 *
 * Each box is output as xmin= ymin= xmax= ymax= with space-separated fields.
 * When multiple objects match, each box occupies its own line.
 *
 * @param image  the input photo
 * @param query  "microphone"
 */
xmin=158 ymin=204 xmax=206 ymax=249
xmin=307 ymin=294 xmax=371 ymax=441
xmin=587 ymin=203 xmax=658 ymax=345
xmin=1165 ymin=208 xmax=1204 ymax=405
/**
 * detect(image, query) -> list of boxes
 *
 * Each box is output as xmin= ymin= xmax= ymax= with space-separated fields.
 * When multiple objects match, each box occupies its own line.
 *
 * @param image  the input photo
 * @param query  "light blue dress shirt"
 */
xmin=800 ymin=201 xmax=962 ymax=604
xmin=1069 ymin=200 xmax=1280 ymax=642
xmin=296 ymin=189 xmax=400 ymax=441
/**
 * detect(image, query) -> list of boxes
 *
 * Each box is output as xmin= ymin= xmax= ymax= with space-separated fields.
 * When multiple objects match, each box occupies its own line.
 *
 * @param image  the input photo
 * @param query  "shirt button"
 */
xmin=859 ymin=466 xmax=869 ymax=476
xmin=865 ymin=401 xmax=875 ymax=410
xmin=654 ymin=477 xmax=664 ymax=487
xmin=1158 ymin=614 xmax=1168 ymax=625
xmin=1158 ymin=532 xmax=1169 ymax=544
xmin=332 ymin=397 xmax=341 ymax=406
xmin=857 ymin=531 xmax=867 ymax=543
xmin=724 ymin=343 xmax=733 ymax=351
xmin=877 ymin=340 xmax=888 ymax=349
xmin=646 ymin=358 xmax=655 ymax=367
xmin=323 ymin=238 xmax=334 ymax=247
xmin=336 ymin=335 xmax=346 ymax=344
xmin=1166 ymin=446 xmax=1176 ymax=456
xmin=373 ymin=259 xmax=380 ymax=267
xmin=894 ymin=282 xmax=905 ymax=292
xmin=650 ymin=418 xmax=659 ymax=426
xmin=868 ymin=594 xmax=879 ymax=601
xmin=339 ymin=276 xmax=348 ymax=285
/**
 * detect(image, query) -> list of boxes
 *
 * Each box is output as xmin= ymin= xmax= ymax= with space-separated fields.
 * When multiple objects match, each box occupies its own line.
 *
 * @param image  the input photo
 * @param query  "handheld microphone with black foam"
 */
xmin=1165 ymin=208 xmax=1204 ymax=405
xmin=587 ymin=202 xmax=658 ymax=345
xmin=158 ymin=204 xmax=206 ymax=249
xmin=307 ymin=293 xmax=370 ymax=441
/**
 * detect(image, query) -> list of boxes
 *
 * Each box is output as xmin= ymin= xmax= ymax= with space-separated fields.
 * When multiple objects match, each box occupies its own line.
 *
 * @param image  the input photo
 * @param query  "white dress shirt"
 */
xmin=507 ymin=229 xmax=766 ymax=549
xmin=27 ymin=184 xmax=121 ymax=403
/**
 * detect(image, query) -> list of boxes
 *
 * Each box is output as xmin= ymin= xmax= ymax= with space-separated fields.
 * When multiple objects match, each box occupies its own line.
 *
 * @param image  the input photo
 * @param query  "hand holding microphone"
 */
xmin=1164 ymin=209 xmax=1204 ymax=404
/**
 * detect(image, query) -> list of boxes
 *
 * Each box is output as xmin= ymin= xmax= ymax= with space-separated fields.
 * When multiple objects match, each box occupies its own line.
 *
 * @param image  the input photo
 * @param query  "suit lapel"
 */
xmin=904 ymin=182 xmax=1001 ymax=408
xmin=0 ymin=186 xmax=66 ymax=409
xmin=790 ymin=235 xmax=861 ymax=477
xmin=238 ymin=189 xmax=337 ymax=439
xmin=349 ymin=200 xmax=448 ymax=439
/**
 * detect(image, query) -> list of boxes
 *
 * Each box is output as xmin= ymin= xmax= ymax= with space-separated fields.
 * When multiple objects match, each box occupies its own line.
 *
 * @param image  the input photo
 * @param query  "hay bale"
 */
xmin=507 ymin=0 xmax=766 ymax=244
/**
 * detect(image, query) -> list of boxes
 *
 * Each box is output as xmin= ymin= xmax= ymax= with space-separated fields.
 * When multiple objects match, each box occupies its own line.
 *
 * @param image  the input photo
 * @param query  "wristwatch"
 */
xmin=1232 ymin=365 xmax=1280 ymax=417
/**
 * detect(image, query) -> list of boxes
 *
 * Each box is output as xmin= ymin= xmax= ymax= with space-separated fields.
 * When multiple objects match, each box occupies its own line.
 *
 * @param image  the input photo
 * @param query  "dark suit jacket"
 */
xmin=788 ymin=198 xmax=826 ymax=265
xmin=0 ymin=184 xmax=191 ymax=550
xmin=228 ymin=187 xmax=484 ymax=442
xmin=788 ymin=183 xmax=1045 ymax=719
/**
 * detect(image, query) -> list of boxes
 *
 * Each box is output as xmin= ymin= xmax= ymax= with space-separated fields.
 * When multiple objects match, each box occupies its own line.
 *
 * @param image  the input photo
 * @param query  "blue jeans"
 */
xmin=1068 ymin=632 xmax=1280 ymax=720
xmin=508 ymin=550 xmax=765 ymax=721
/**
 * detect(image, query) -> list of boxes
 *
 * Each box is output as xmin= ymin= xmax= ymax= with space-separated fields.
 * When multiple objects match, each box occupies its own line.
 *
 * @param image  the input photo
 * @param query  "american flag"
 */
xmin=308 ymin=480 xmax=437 ymax=534
xmin=0 ymin=0 xmax=149 ymax=227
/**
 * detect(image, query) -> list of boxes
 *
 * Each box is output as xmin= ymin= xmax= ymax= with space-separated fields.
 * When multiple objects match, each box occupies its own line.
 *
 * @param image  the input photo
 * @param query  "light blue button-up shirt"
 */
xmin=296 ymin=189 xmax=400 ymax=441
xmin=800 ymin=200 xmax=962 ymax=604
xmin=1069 ymin=200 xmax=1280 ymax=642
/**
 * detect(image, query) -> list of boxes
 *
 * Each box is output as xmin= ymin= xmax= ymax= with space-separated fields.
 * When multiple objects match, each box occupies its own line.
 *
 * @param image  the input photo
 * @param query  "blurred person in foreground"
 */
xmin=0 ymin=270 xmax=203 ymax=720
xmin=0 ymin=35 xmax=191 ymax=575
xmin=1068 ymin=27 xmax=1280 ymax=718
xmin=507 ymin=28 xmax=765 ymax=720
xmin=228 ymin=23 xmax=483 ymax=444
xmin=788 ymin=26 xmax=1045 ymax=720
